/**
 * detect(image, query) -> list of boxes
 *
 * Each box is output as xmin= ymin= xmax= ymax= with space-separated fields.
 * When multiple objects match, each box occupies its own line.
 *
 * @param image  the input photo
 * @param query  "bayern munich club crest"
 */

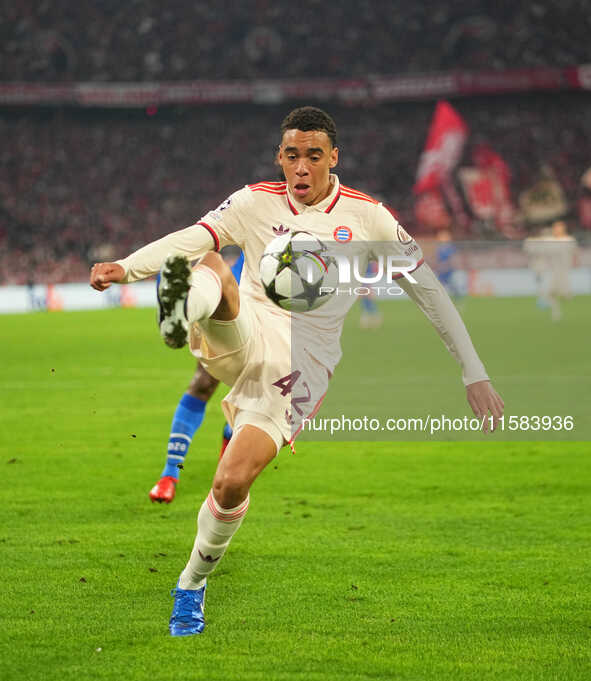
xmin=333 ymin=226 xmax=352 ymax=243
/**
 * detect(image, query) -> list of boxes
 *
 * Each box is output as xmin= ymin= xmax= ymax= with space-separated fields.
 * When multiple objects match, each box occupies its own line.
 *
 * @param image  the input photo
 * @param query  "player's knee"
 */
xmin=200 ymin=250 xmax=224 ymax=272
xmin=200 ymin=252 xmax=234 ymax=291
xmin=212 ymin=468 xmax=250 ymax=508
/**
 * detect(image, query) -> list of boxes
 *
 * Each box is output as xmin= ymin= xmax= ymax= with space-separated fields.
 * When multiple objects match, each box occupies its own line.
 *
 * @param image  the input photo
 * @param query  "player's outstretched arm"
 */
xmin=89 ymin=224 xmax=219 ymax=291
xmin=371 ymin=207 xmax=504 ymax=433
xmin=466 ymin=379 xmax=505 ymax=433
xmin=397 ymin=263 xmax=505 ymax=433
xmin=90 ymin=262 xmax=125 ymax=291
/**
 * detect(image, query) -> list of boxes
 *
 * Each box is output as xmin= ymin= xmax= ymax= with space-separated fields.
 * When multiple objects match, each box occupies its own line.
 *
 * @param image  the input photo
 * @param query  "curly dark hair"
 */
xmin=280 ymin=106 xmax=337 ymax=147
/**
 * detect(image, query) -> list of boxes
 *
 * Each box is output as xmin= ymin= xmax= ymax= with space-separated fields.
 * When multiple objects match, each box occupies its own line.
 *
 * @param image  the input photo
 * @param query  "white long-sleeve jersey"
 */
xmin=116 ymin=174 xmax=488 ymax=386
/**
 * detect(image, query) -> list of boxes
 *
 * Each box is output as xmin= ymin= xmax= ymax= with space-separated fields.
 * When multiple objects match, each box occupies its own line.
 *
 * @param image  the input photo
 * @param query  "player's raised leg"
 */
xmin=149 ymin=365 xmax=220 ymax=503
xmin=152 ymin=250 xmax=244 ymax=501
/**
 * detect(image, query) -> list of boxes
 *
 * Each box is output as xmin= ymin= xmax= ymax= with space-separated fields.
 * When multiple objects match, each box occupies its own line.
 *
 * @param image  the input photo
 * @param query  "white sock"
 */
xmin=178 ymin=490 xmax=250 ymax=589
xmin=186 ymin=265 xmax=222 ymax=323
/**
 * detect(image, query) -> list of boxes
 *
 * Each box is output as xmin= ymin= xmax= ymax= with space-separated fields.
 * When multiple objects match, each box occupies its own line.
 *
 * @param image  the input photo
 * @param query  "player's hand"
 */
xmin=466 ymin=380 xmax=504 ymax=433
xmin=90 ymin=262 xmax=125 ymax=291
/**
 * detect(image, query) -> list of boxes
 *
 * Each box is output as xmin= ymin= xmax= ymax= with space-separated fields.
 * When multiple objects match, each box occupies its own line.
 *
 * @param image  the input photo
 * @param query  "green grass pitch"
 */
xmin=1 ymin=297 xmax=590 ymax=681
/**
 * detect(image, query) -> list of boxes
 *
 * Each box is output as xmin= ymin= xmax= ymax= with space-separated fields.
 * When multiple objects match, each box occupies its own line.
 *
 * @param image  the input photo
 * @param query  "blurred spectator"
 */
xmin=1 ymin=1 xmax=590 ymax=82
xmin=0 ymin=92 xmax=590 ymax=284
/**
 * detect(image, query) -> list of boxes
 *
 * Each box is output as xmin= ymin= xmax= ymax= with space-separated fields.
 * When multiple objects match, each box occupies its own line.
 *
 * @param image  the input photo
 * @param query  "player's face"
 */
xmin=278 ymin=129 xmax=338 ymax=205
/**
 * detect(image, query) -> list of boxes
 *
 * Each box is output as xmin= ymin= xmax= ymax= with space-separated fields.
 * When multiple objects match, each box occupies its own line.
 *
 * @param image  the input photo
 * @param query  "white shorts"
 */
xmin=190 ymin=297 xmax=330 ymax=448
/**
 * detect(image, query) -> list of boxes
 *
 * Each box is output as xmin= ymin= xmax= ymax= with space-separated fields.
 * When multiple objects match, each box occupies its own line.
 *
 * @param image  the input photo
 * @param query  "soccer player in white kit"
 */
xmin=90 ymin=107 xmax=504 ymax=636
xmin=524 ymin=220 xmax=577 ymax=321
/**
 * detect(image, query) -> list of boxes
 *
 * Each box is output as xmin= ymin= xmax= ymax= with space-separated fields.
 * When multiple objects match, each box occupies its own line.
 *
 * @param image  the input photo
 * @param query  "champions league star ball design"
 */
xmin=260 ymin=231 xmax=339 ymax=312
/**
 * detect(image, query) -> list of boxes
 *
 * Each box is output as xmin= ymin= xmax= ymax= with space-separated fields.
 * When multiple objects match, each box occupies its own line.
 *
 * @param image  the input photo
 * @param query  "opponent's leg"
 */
xmin=359 ymin=294 xmax=382 ymax=329
xmin=220 ymin=422 xmax=233 ymax=459
xmin=170 ymin=423 xmax=280 ymax=636
xmin=149 ymin=365 xmax=220 ymax=503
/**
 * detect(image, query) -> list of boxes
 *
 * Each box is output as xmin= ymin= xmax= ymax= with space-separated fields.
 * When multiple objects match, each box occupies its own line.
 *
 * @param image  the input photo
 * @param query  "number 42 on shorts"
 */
xmin=272 ymin=371 xmax=311 ymax=425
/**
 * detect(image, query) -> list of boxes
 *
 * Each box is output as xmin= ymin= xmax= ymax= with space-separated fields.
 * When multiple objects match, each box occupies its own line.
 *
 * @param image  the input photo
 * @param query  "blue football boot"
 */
xmin=169 ymin=581 xmax=206 ymax=636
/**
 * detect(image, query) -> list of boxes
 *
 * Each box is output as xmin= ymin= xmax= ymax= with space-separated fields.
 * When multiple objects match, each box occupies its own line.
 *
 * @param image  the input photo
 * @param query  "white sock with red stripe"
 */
xmin=178 ymin=490 xmax=249 ymax=589
xmin=186 ymin=265 xmax=222 ymax=323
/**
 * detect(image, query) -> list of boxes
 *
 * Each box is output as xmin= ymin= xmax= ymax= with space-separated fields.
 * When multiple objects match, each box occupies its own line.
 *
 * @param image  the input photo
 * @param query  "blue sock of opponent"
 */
xmin=161 ymin=393 xmax=207 ymax=480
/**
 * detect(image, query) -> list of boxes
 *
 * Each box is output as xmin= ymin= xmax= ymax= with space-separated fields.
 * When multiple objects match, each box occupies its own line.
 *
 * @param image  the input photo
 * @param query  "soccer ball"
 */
xmin=259 ymin=231 xmax=338 ymax=312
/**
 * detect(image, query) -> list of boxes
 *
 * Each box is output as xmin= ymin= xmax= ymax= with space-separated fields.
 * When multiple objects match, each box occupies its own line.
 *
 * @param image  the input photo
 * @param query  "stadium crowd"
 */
xmin=2 ymin=0 xmax=591 ymax=82
xmin=1 ymin=93 xmax=590 ymax=284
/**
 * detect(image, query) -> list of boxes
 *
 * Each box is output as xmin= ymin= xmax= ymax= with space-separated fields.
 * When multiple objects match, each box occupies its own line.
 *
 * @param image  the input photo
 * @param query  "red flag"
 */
xmin=413 ymin=101 xmax=469 ymax=195
xmin=414 ymin=189 xmax=451 ymax=230
xmin=458 ymin=167 xmax=496 ymax=220
xmin=471 ymin=142 xmax=519 ymax=236
xmin=472 ymin=142 xmax=511 ymax=184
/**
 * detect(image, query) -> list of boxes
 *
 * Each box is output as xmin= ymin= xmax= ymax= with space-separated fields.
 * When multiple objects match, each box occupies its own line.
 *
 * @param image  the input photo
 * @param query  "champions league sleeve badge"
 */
xmin=396 ymin=224 xmax=413 ymax=244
